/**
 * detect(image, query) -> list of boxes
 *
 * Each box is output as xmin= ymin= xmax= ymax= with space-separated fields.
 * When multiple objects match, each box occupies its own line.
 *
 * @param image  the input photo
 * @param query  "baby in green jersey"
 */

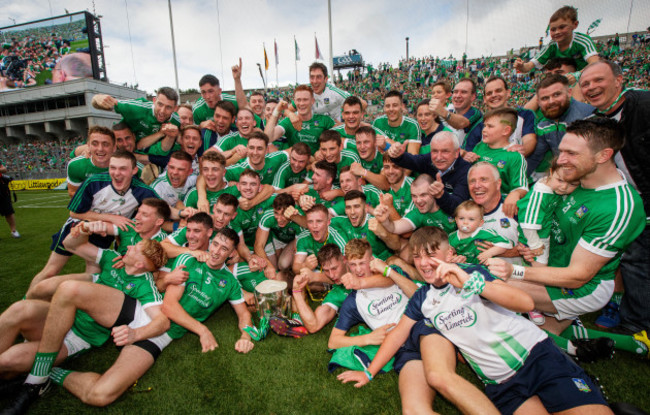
xmin=448 ymin=200 xmax=512 ymax=265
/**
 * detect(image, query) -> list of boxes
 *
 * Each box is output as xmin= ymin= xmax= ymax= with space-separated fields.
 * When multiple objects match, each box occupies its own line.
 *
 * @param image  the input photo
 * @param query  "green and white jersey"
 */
xmin=331 ymin=185 xmax=381 ymax=217
xmin=386 ymin=176 xmax=415 ymax=217
xmin=215 ymin=131 xmax=247 ymax=152
xmin=230 ymin=262 xmax=267 ymax=293
xmin=403 ymin=208 xmax=457 ymax=234
xmin=313 ymin=83 xmax=351 ymax=121
xmin=405 ymin=264 xmax=547 ymax=384
xmin=183 ymin=182 xmax=237 ymax=209
xmin=331 ymin=214 xmax=393 ymax=261
xmin=547 ymin=176 xmax=646 ymax=301
xmin=272 ymin=161 xmax=308 ymax=189
xmin=66 ymin=156 xmax=108 ymax=187
xmin=304 ymin=187 xmax=345 ymax=216
xmin=165 ymin=254 xmax=244 ymax=339
xmin=71 ymin=249 xmax=163 ymax=347
xmin=151 ymin=173 xmax=197 ymax=207
xmin=323 ymin=284 xmax=352 ymax=311
xmin=517 ymin=180 xmax=562 ymax=239
xmin=114 ymin=225 xmax=168 ymax=256
xmin=305 ymin=149 xmax=360 ymax=186
xmin=231 ymin=196 xmax=275 ymax=249
xmin=225 ymin=152 xmax=289 ymax=185
xmin=448 ymin=229 xmax=513 ymax=264
xmin=372 ymin=115 xmax=421 ymax=144
xmin=482 ymin=202 xmax=520 ymax=246
xmin=295 ymin=226 xmax=347 ymax=257
xmin=114 ymin=98 xmax=181 ymax=142
xmin=147 ymin=141 xmax=180 ymax=157
xmin=278 ymin=114 xmax=336 ymax=153
xmin=532 ymin=32 xmax=598 ymax=71
xmin=258 ymin=208 xmax=304 ymax=244
xmin=192 ymin=93 xmax=239 ymax=125
xmin=472 ymin=142 xmax=528 ymax=195
xmin=359 ymin=149 xmax=385 ymax=175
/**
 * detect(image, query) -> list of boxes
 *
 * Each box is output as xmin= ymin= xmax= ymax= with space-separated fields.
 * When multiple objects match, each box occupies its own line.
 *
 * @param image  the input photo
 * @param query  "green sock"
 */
xmin=544 ymin=330 xmax=573 ymax=353
xmin=29 ymin=351 xmax=58 ymax=378
xmin=610 ymin=292 xmax=623 ymax=306
xmin=562 ymin=325 xmax=648 ymax=356
xmin=49 ymin=367 xmax=73 ymax=386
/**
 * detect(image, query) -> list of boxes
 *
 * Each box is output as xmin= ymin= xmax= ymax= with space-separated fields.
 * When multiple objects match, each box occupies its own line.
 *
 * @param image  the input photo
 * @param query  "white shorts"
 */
xmin=264 ymin=238 xmax=288 ymax=257
xmin=551 ymin=280 xmax=614 ymax=321
xmin=63 ymin=330 xmax=92 ymax=358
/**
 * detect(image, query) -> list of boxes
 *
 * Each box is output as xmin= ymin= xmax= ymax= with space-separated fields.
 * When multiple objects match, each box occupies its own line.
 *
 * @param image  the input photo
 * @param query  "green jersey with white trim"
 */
xmin=295 ymin=226 xmax=347 ymax=257
xmin=225 ymin=152 xmax=288 ymax=185
xmin=166 ymin=254 xmax=244 ymax=339
xmin=331 ymin=214 xmax=393 ymax=260
xmin=231 ymin=262 xmax=267 ymax=293
xmin=192 ymin=94 xmax=239 ymax=125
xmin=66 ymin=156 xmax=108 ymax=187
xmin=547 ymin=177 xmax=646 ymax=301
xmin=272 ymin=161 xmax=308 ymax=189
xmin=323 ymin=284 xmax=352 ymax=311
xmin=114 ymin=98 xmax=181 ymax=142
xmin=532 ymin=32 xmax=597 ymax=71
xmin=403 ymin=208 xmax=457 ymax=234
xmin=448 ymin=229 xmax=513 ymax=264
xmin=472 ymin=142 xmax=528 ymax=195
xmin=71 ymin=249 xmax=163 ymax=347
xmin=216 ymin=132 xmax=247 ymax=152
xmin=517 ymin=180 xmax=562 ymax=239
xmin=183 ymin=183 xmax=237 ymax=209
xmin=386 ymin=176 xmax=415 ymax=216
xmin=115 ymin=226 xmax=168 ymax=256
xmin=359 ymin=149 xmax=384 ymax=175
xmin=278 ymin=114 xmax=336 ymax=153
xmin=372 ymin=115 xmax=421 ymax=144
xmin=304 ymin=187 xmax=344 ymax=215
xmin=230 ymin=195 xmax=275 ymax=249
xmin=258 ymin=209 xmax=304 ymax=244
xmin=331 ymin=184 xmax=381 ymax=217
xmin=305 ymin=149 xmax=360 ymax=186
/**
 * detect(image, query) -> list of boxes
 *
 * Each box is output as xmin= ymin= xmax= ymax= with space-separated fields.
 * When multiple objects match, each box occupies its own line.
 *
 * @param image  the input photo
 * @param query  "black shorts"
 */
xmin=114 ymin=295 xmax=163 ymax=360
xmin=0 ymin=183 xmax=14 ymax=216
xmin=393 ymin=319 xmax=440 ymax=373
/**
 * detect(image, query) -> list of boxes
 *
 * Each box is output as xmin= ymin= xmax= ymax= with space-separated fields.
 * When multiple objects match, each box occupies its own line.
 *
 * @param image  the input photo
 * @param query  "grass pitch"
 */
xmin=0 ymin=191 xmax=648 ymax=414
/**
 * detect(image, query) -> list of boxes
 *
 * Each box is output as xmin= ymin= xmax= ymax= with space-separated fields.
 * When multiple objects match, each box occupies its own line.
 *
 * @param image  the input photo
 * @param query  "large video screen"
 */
xmin=0 ymin=11 xmax=105 ymax=90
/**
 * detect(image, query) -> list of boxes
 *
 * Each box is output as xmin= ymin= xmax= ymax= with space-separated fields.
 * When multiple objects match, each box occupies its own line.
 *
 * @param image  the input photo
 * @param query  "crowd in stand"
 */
xmin=1 ymin=5 xmax=649 ymax=415
xmin=1 ymin=136 xmax=84 ymax=176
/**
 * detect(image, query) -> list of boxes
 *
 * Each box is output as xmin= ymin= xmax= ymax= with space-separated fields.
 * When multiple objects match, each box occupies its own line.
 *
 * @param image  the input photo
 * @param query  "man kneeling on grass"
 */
xmin=338 ymin=226 xmax=611 ymax=415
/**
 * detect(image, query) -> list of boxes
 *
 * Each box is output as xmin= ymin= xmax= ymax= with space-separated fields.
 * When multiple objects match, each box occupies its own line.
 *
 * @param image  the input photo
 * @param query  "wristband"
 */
xmin=445 ymin=110 xmax=452 ymax=121
xmin=173 ymin=221 xmax=180 ymax=231
xmin=383 ymin=141 xmax=391 ymax=151
xmin=363 ymin=169 xmax=368 ymax=177
xmin=363 ymin=368 xmax=373 ymax=381
xmin=292 ymin=289 xmax=303 ymax=294
xmin=568 ymin=71 xmax=581 ymax=82
xmin=461 ymin=272 xmax=486 ymax=299
xmin=179 ymin=208 xmax=186 ymax=219
xmin=511 ymin=265 xmax=526 ymax=280
xmin=272 ymin=108 xmax=279 ymax=118
xmin=383 ymin=266 xmax=392 ymax=278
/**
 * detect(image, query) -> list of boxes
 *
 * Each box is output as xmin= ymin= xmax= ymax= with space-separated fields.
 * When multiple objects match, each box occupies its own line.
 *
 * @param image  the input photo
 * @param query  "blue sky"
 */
xmin=1 ymin=0 xmax=648 ymax=94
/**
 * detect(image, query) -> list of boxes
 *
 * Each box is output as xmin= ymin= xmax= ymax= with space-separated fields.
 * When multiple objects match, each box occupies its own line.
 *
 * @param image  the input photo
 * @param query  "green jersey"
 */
xmin=146 ymin=141 xmax=181 ymax=157
xmin=295 ymin=226 xmax=347 ymax=257
xmin=192 ymin=93 xmax=239 ymax=125
xmin=114 ymin=226 xmax=168 ymax=256
xmin=304 ymin=187 xmax=345 ymax=215
xmin=66 ymin=156 xmax=108 ymax=187
xmin=331 ymin=214 xmax=393 ymax=260
xmin=387 ymin=176 xmax=415 ymax=216
xmin=278 ymin=114 xmax=336 ymax=153
xmin=323 ymin=284 xmax=352 ymax=311
xmin=114 ymin=98 xmax=181 ymax=142
xmin=165 ymin=254 xmax=244 ymax=339
xmin=258 ymin=209 xmax=304 ymax=244
xmin=231 ymin=194 xmax=275 ymax=249
xmin=517 ymin=181 xmax=562 ymax=239
xmin=472 ymin=142 xmax=528 ymax=195
xmin=72 ymin=250 xmax=163 ymax=347
xmin=403 ymin=208 xmax=457 ymax=234
xmin=306 ymin=149 xmax=360 ymax=186
xmin=547 ymin=179 xmax=646 ymax=301
xmin=532 ymin=32 xmax=598 ymax=71
xmin=225 ymin=152 xmax=289 ymax=185
xmin=372 ymin=115 xmax=421 ymax=144
xmin=231 ymin=262 xmax=267 ymax=293
xmin=272 ymin=161 xmax=308 ymax=189
xmin=183 ymin=183 xmax=237 ymax=209
xmin=216 ymin=131 xmax=247 ymax=152
xmin=332 ymin=184 xmax=382 ymax=217
xmin=358 ymin=149 xmax=385 ymax=175
xmin=448 ymin=229 xmax=513 ymax=264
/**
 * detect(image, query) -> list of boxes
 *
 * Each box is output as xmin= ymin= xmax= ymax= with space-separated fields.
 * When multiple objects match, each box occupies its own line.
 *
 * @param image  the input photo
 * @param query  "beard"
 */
xmin=541 ymin=97 xmax=571 ymax=120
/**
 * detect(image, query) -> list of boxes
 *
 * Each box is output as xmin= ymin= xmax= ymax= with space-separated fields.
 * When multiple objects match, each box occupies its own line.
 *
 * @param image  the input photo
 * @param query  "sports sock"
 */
xmin=49 ymin=368 xmax=73 ymax=386
xmin=561 ymin=325 xmax=648 ymax=356
xmin=544 ymin=330 xmax=576 ymax=355
xmin=609 ymin=292 xmax=623 ymax=307
xmin=25 ymin=351 xmax=58 ymax=384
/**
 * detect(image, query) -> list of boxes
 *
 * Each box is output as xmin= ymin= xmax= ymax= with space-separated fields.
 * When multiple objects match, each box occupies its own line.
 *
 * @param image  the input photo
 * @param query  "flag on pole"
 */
xmin=315 ymin=34 xmax=322 ymax=60
xmin=295 ymin=37 xmax=301 ymax=61
xmin=545 ymin=24 xmax=550 ymax=38
xmin=274 ymin=39 xmax=279 ymax=65
xmin=587 ymin=18 xmax=602 ymax=35
xmin=264 ymin=45 xmax=269 ymax=70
